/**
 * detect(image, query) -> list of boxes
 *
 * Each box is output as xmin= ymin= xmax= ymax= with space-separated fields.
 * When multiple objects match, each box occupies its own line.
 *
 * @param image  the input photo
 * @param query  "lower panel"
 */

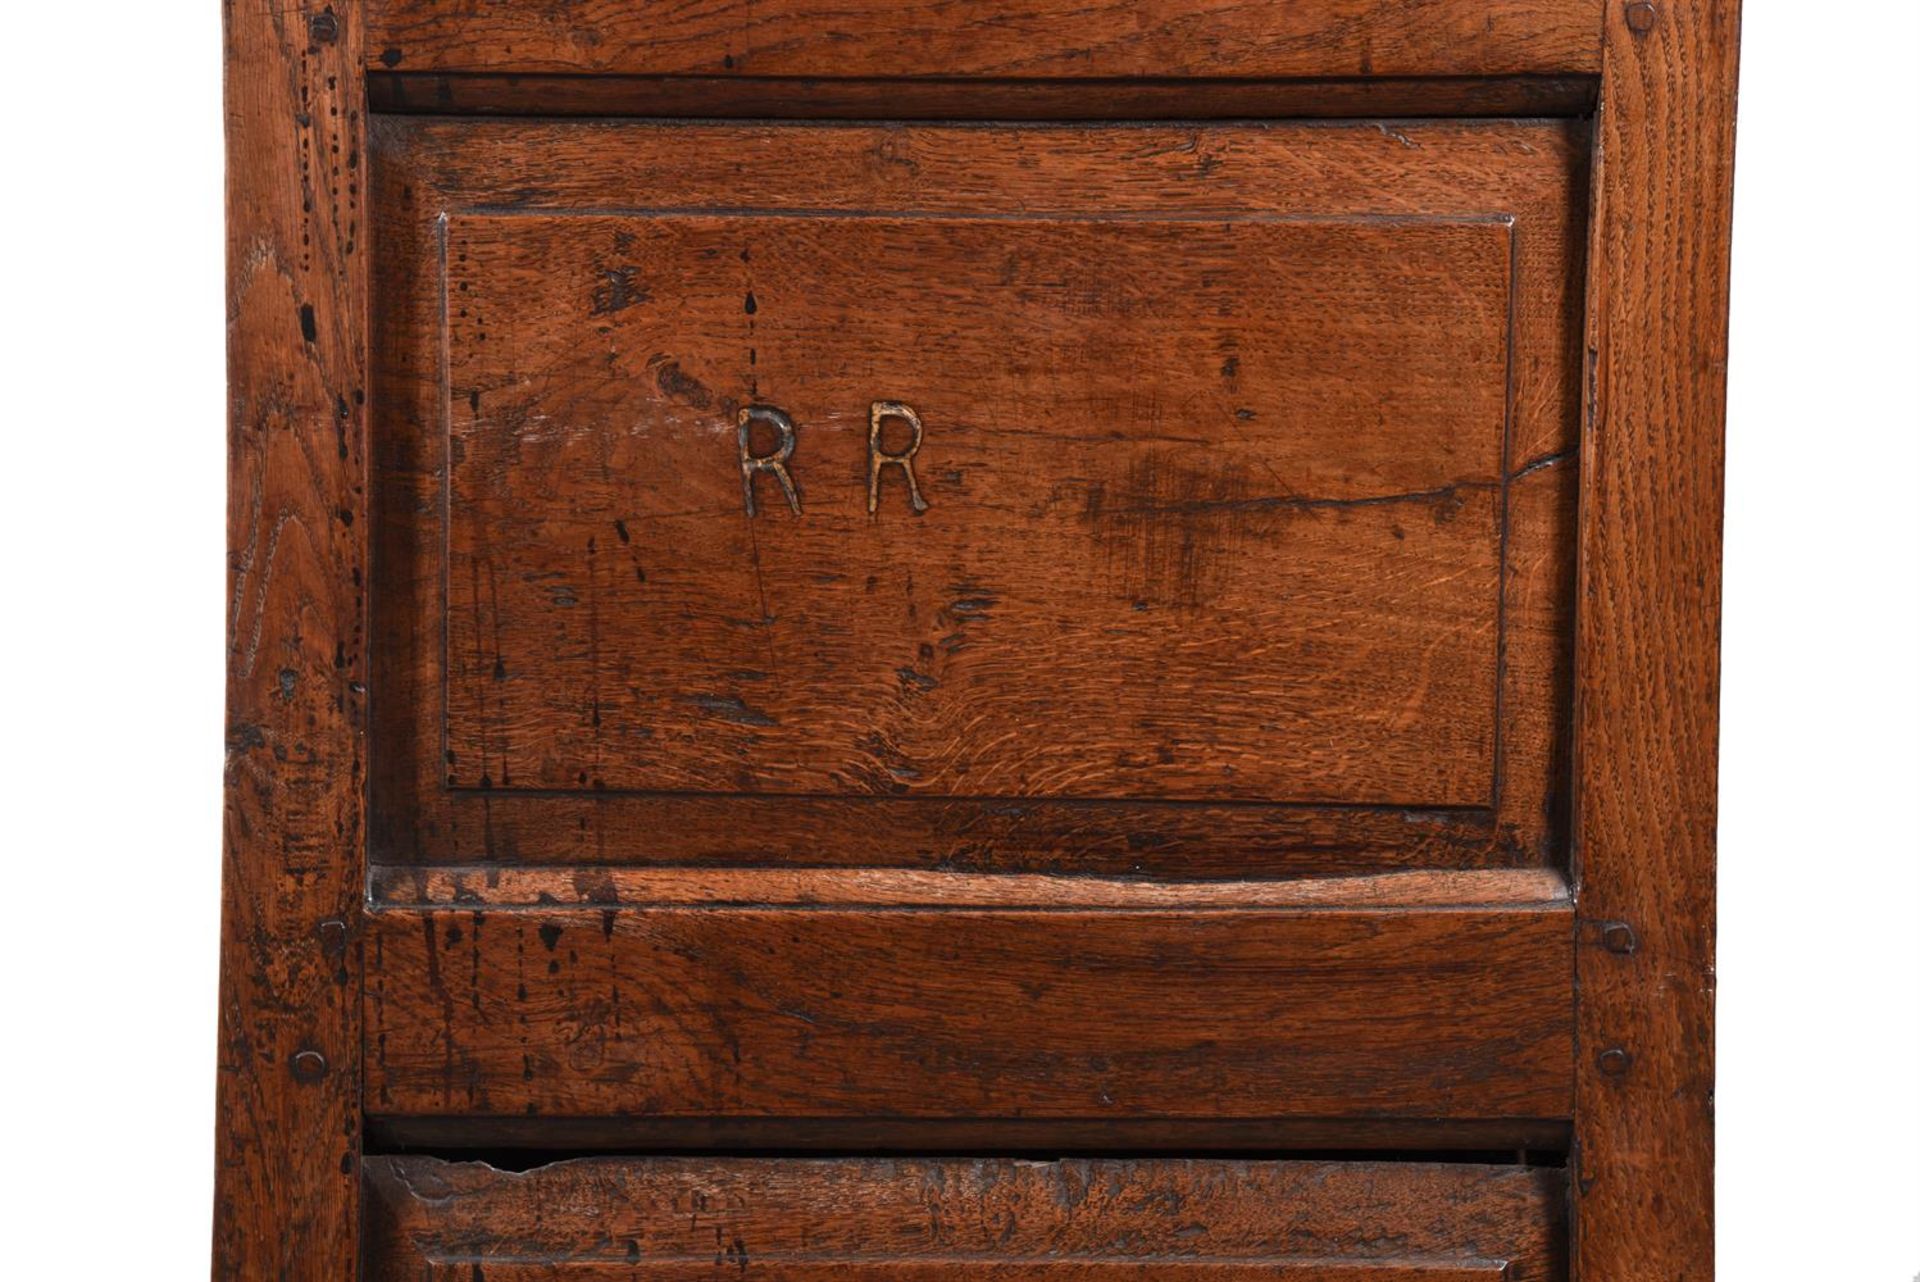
xmin=364 ymin=898 xmax=1571 ymax=1121
xmin=365 ymin=1157 xmax=1566 ymax=1280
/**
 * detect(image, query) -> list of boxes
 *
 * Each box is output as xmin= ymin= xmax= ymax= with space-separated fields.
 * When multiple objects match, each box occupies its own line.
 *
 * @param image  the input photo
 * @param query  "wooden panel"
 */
xmin=364 ymin=897 xmax=1571 ymax=1121
xmin=366 ymin=1157 xmax=1565 ymax=1281
xmin=1573 ymin=0 xmax=1740 ymax=1278
xmin=370 ymin=118 xmax=1586 ymax=873
xmin=445 ymin=213 xmax=1510 ymax=805
xmin=363 ymin=0 xmax=1604 ymax=78
xmin=214 ymin=0 xmax=368 ymax=1277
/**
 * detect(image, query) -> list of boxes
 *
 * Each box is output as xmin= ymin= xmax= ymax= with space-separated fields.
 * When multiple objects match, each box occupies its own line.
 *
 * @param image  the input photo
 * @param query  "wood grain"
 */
xmin=214 ymin=0 xmax=368 ymax=1276
xmin=369 ymin=865 xmax=1570 ymax=910
xmin=1573 ymin=0 xmax=1741 ymax=1277
xmin=365 ymin=1156 xmax=1566 ymax=1280
xmin=364 ymin=901 xmax=1572 ymax=1122
xmin=362 ymin=0 xmax=1604 ymax=79
xmin=444 ymin=213 xmax=1511 ymax=804
xmin=370 ymin=118 xmax=1586 ymax=873
xmin=210 ymin=0 xmax=1739 ymax=1266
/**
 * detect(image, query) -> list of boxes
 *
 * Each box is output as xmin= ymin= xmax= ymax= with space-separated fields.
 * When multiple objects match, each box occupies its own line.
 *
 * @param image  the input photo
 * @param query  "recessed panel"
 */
xmin=370 ymin=118 xmax=1585 ymax=871
xmin=444 ymin=213 xmax=1510 ymax=805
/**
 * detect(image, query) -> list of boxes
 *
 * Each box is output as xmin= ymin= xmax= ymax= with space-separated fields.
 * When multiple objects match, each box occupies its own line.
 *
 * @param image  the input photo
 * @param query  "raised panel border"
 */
xmin=367 ymin=116 xmax=1586 ymax=876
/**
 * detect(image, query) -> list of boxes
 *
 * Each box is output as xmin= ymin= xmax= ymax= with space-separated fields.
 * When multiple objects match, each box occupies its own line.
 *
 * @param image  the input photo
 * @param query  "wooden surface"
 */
xmin=364 ymin=900 xmax=1572 ymax=1122
xmin=361 ymin=0 xmax=1603 ymax=79
xmin=370 ymin=118 xmax=1586 ymax=873
xmin=369 ymin=865 xmax=1569 ymax=910
xmin=211 ymin=0 xmax=1736 ymax=1266
xmin=214 ymin=0 xmax=368 ymax=1276
xmin=366 ymin=1157 xmax=1567 ymax=1281
xmin=1572 ymin=0 xmax=1741 ymax=1278
xmin=443 ymin=213 xmax=1512 ymax=804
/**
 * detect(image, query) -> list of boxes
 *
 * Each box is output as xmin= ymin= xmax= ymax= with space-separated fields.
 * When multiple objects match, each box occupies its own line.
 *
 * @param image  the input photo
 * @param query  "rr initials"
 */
xmin=738 ymin=404 xmax=801 ymax=517
xmin=868 ymin=401 xmax=930 ymax=515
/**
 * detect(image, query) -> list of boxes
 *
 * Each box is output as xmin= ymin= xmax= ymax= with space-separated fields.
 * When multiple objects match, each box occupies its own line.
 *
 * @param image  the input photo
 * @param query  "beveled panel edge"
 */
xmin=367 ymin=865 xmax=1572 ymax=911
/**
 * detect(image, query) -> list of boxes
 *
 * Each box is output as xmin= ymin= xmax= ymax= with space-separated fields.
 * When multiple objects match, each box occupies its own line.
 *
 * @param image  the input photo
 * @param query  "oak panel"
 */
xmin=445 ymin=213 xmax=1511 ymax=805
xmin=370 ymin=118 xmax=1586 ymax=873
xmin=365 ymin=901 xmax=1572 ymax=1121
xmin=363 ymin=0 xmax=1603 ymax=79
xmin=366 ymin=1156 xmax=1564 ymax=1280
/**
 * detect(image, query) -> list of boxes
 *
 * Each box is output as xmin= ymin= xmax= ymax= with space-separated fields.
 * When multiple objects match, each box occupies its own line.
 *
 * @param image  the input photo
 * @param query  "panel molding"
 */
xmin=368 ymin=117 xmax=1586 ymax=875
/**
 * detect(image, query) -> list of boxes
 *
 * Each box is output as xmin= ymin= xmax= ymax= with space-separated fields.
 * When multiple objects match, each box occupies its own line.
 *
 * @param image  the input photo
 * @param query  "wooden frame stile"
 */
xmin=1575 ymin=1 xmax=1740 ymax=1279
xmin=215 ymin=0 xmax=369 ymax=1276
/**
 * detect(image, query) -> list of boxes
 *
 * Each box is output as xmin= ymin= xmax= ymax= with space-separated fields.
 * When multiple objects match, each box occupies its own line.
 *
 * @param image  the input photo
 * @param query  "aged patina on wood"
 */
xmin=218 ymin=0 xmax=1738 ymax=1277
xmin=1572 ymin=0 xmax=1741 ymax=1276
xmin=365 ymin=1157 xmax=1568 ymax=1281
xmin=367 ymin=116 xmax=1586 ymax=874
xmin=215 ymin=0 xmax=367 ymax=1276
